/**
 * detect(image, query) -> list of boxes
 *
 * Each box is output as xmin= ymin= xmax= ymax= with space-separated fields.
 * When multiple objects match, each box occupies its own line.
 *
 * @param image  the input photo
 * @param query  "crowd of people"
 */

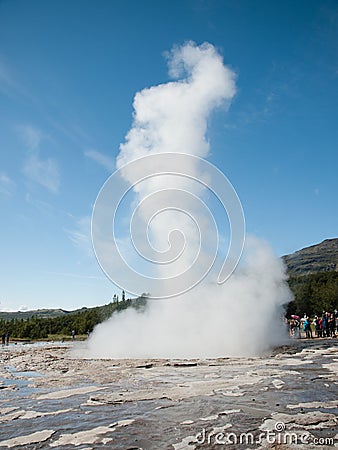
xmin=288 ymin=311 xmax=338 ymax=339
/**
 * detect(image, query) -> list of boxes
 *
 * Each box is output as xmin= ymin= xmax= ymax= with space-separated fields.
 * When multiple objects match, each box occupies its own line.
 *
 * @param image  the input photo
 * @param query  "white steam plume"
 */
xmin=84 ymin=42 xmax=291 ymax=359
xmin=117 ymin=42 xmax=235 ymax=166
xmin=86 ymin=237 xmax=289 ymax=358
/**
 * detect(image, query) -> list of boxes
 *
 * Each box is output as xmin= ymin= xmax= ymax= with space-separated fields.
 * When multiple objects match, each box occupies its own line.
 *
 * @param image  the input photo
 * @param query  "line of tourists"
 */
xmin=288 ymin=311 xmax=337 ymax=339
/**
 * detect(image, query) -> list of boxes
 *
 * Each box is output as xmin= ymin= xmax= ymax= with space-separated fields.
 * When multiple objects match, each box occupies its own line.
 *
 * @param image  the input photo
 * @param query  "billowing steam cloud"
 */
xmin=117 ymin=41 xmax=235 ymax=166
xmin=84 ymin=42 xmax=291 ymax=358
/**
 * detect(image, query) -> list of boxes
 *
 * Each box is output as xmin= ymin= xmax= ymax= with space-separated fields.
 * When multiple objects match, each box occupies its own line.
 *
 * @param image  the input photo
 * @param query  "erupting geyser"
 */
xmin=84 ymin=41 xmax=292 ymax=359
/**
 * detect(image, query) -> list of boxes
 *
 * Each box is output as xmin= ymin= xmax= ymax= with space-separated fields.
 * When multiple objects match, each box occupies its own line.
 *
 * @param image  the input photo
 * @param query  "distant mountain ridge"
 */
xmin=0 ymin=306 xmax=90 ymax=321
xmin=283 ymin=238 xmax=338 ymax=276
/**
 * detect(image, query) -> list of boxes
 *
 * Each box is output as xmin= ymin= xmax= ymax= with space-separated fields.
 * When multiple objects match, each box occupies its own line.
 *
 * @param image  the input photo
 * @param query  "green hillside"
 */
xmin=0 ymin=308 xmax=70 ymax=321
xmin=283 ymin=238 xmax=338 ymax=276
xmin=0 ymin=296 xmax=147 ymax=340
xmin=283 ymin=238 xmax=338 ymax=317
xmin=286 ymin=271 xmax=338 ymax=317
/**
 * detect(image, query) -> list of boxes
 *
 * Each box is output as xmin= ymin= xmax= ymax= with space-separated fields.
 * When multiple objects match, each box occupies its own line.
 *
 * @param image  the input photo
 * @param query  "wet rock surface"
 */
xmin=0 ymin=340 xmax=337 ymax=449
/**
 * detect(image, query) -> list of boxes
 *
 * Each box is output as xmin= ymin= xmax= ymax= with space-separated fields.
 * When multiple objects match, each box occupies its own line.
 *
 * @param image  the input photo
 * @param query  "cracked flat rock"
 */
xmin=0 ymin=429 xmax=55 ymax=448
xmin=0 ymin=340 xmax=337 ymax=449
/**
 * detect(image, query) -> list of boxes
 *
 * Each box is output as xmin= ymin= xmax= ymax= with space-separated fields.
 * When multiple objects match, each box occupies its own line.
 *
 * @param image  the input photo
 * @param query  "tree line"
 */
xmin=286 ymin=270 xmax=338 ymax=317
xmin=1 ymin=296 xmax=147 ymax=340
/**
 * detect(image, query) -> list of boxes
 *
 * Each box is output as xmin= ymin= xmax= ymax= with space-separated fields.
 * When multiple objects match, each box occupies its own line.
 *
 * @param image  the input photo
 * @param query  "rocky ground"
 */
xmin=0 ymin=339 xmax=337 ymax=449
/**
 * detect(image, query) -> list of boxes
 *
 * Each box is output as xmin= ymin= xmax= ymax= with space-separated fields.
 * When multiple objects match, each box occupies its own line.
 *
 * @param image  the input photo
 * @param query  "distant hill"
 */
xmin=0 ymin=297 xmax=148 ymax=340
xmin=0 ymin=295 xmax=147 ymax=323
xmin=0 ymin=306 xmax=98 ymax=321
xmin=283 ymin=238 xmax=338 ymax=276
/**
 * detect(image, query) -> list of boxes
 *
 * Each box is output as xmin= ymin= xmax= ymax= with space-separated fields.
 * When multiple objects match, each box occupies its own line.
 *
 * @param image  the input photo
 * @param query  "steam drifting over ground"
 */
xmin=86 ymin=42 xmax=292 ymax=359
xmin=87 ymin=237 xmax=291 ymax=359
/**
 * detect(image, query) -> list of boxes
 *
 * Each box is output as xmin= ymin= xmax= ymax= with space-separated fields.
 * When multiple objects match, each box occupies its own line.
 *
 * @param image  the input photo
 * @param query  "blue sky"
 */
xmin=0 ymin=0 xmax=337 ymax=311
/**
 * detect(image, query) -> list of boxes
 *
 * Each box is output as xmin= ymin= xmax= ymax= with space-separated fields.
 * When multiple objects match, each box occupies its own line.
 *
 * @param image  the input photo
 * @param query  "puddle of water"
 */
xmin=5 ymin=365 xmax=44 ymax=378
xmin=0 ymin=366 xmax=45 ymax=401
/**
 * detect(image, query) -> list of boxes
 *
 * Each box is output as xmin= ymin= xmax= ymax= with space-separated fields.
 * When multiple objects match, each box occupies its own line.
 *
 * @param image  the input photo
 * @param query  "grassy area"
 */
xmin=47 ymin=334 xmax=89 ymax=341
xmin=6 ymin=334 xmax=90 ymax=343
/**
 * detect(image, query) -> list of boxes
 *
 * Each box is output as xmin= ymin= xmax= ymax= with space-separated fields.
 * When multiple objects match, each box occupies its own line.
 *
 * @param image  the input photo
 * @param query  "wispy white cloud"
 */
xmin=19 ymin=124 xmax=60 ymax=193
xmin=0 ymin=60 xmax=15 ymax=95
xmin=25 ymin=193 xmax=54 ymax=215
xmin=47 ymin=115 xmax=91 ymax=148
xmin=23 ymin=152 xmax=60 ymax=193
xmin=85 ymin=150 xmax=115 ymax=172
xmin=0 ymin=59 xmax=35 ymax=101
xmin=65 ymin=216 xmax=93 ymax=256
xmin=0 ymin=59 xmax=88 ymax=149
xmin=17 ymin=124 xmax=43 ymax=150
xmin=0 ymin=172 xmax=16 ymax=198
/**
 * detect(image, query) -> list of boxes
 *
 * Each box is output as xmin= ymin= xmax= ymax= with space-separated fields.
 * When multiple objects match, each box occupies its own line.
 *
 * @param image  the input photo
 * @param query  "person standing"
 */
xmin=322 ymin=313 xmax=328 ymax=337
xmin=314 ymin=316 xmax=321 ymax=338
xmin=293 ymin=319 xmax=301 ymax=339
xmin=304 ymin=316 xmax=313 ymax=339
xmin=329 ymin=313 xmax=336 ymax=338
